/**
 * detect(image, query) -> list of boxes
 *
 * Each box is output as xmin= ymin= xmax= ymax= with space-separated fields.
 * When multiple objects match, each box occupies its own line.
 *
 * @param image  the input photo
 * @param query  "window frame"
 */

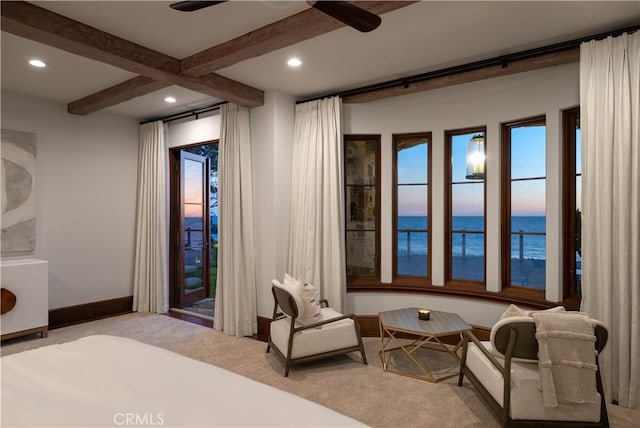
xmin=392 ymin=132 xmax=432 ymax=287
xmin=562 ymin=106 xmax=581 ymax=309
xmin=444 ymin=126 xmax=487 ymax=290
xmin=168 ymin=140 xmax=217 ymax=310
xmin=500 ymin=115 xmax=547 ymax=300
xmin=344 ymin=134 xmax=382 ymax=286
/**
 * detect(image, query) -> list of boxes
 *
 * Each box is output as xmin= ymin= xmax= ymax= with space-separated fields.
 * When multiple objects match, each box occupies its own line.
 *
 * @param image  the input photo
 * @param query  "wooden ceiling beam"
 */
xmin=65 ymin=1 xmax=416 ymax=115
xmin=68 ymin=77 xmax=171 ymax=116
xmin=1 ymin=1 xmax=178 ymax=78
xmin=180 ymin=1 xmax=417 ymax=77
xmin=342 ymin=49 xmax=580 ymax=103
xmin=1 ymin=1 xmax=264 ymax=111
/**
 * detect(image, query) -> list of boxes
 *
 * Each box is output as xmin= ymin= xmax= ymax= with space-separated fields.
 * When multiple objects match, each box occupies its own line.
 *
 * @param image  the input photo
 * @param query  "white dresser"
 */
xmin=1 ymin=258 xmax=48 ymax=340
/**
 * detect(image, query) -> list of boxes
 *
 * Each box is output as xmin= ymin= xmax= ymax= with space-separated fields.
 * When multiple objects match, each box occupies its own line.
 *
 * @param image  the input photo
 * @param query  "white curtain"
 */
xmin=133 ymin=121 xmax=169 ymax=313
xmin=288 ymin=97 xmax=345 ymax=311
xmin=580 ymin=31 xmax=640 ymax=409
xmin=214 ymin=103 xmax=257 ymax=337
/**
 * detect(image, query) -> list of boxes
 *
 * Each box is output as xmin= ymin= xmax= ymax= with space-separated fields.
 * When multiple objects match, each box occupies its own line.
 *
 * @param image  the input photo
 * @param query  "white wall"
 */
xmin=251 ymin=90 xmax=295 ymax=317
xmin=1 ymin=91 xmax=139 ymax=309
xmin=342 ymin=63 xmax=580 ymax=327
xmin=167 ymin=112 xmax=220 ymax=147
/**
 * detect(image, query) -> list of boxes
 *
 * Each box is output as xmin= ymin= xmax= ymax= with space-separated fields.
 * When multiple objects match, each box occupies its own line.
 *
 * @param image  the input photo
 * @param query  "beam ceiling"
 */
xmin=0 ymin=1 xmax=264 ymax=111
xmin=180 ymin=1 xmax=416 ymax=77
xmin=64 ymin=1 xmax=416 ymax=115
xmin=1 ymin=1 xmax=597 ymax=116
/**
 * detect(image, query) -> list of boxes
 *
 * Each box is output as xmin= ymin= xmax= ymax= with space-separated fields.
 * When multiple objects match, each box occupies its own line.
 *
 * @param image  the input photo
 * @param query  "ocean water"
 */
xmin=397 ymin=216 xmax=546 ymax=260
xmin=188 ymin=215 xmax=546 ymax=261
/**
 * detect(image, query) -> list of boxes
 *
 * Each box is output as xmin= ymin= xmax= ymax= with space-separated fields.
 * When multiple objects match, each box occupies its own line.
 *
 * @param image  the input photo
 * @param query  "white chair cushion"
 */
xmin=466 ymin=341 xmax=601 ymax=422
xmin=270 ymin=308 xmax=359 ymax=359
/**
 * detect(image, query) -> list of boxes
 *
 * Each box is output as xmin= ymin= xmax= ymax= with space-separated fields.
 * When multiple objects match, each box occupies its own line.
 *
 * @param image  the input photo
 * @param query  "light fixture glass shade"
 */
xmin=287 ymin=57 xmax=302 ymax=67
xmin=465 ymin=134 xmax=485 ymax=180
xmin=28 ymin=59 xmax=47 ymax=68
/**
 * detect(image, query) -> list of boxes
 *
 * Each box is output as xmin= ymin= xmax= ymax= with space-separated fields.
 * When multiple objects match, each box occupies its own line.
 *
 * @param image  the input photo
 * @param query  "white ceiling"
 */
xmin=1 ymin=1 xmax=639 ymax=121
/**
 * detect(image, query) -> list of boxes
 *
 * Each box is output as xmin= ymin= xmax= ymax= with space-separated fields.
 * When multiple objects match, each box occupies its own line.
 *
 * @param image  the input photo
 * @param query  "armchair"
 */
xmin=266 ymin=280 xmax=367 ymax=377
xmin=458 ymin=314 xmax=609 ymax=427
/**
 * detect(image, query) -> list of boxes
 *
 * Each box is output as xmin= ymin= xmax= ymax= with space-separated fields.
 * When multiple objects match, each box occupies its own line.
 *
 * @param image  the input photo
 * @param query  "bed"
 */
xmin=1 ymin=335 xmax=366 ymax=427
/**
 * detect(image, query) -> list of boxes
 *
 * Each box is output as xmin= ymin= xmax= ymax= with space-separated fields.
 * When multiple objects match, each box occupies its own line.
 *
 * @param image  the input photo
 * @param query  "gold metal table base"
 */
xmin=379 ymin=321 xmax=464 ymax=383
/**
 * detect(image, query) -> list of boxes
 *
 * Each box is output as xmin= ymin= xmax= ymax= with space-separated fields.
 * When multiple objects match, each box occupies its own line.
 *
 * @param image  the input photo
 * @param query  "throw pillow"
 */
xmin=297 ymin=281 xmax=323 ymax=326
xmin=528 ymin=306 xmax=566 ymax=316
xmin=499 ymin=304 xmax=527 ymax=320
xmin=281 ymin=273 xmax=305 ymax=319
xmin=499 ymin=304 xmax=566 ymax=320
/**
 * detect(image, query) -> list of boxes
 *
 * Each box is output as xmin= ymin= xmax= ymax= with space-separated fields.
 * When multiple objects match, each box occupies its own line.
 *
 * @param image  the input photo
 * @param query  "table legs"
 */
xmin=379 ymin=320 xmax=464 ymax=383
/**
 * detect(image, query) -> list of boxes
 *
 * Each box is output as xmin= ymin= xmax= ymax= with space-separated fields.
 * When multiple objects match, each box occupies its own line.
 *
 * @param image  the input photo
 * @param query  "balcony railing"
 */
xmin=511 ymin=230 xmax=545 ymax=260
xmin=398 ymin=228 xmax=427 ymax=257
xmin=399 ymin=228 xmax=545 ymax=259
xmin=452 ymin=229 xmax=483 ymax=258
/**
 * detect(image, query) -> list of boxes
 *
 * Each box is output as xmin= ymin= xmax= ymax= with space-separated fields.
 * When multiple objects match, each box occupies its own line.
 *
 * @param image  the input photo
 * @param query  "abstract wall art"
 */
xmin=1 ymin=128 xmax=37 ymax=256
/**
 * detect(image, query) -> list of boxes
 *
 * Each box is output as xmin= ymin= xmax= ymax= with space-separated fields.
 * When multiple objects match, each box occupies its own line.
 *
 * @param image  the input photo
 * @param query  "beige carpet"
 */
xmin=2 ymin=313 xmax=639 ymax=428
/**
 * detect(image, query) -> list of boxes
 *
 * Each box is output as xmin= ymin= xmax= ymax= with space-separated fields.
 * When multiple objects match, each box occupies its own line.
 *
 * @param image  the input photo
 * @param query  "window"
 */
xmin=502 ymin=116 xmax=546 ymax=293
xmin=393 ymin=133 xmax=431 ymax=283
xmin=344 ymin=135 xmax=380 ymax=283
xmin=562 ymin=107 xmax=582 ymax=303
xmin=344 ymin=114 xmax=567 ymax=309
xmin=445 ymin=128 xmax=486 ymax=286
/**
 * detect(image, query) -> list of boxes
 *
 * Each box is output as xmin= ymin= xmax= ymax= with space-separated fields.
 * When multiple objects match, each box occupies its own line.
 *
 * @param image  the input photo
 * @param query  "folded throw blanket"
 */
xmin=532 ymin=312 xmax=598 ymax=407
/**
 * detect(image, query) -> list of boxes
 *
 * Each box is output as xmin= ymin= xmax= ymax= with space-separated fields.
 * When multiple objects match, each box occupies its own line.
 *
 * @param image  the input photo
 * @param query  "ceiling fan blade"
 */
xmin=170 ymin=1 xmax=227 ymax=12
xmin=309 ymin=1 xmax=381 ymax=33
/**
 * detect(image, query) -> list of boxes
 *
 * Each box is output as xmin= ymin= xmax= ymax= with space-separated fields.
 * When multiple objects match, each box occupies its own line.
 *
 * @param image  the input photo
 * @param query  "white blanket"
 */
xmin=532 ymin=312 xmax=598 ymax=408
xmin=1 ymin=335 xmax=367 ymax=427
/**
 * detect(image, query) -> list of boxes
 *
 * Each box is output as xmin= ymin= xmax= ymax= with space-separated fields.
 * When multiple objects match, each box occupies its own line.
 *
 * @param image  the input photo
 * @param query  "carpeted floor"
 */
xmin=2 ymin=313 xmax=639 ymax=427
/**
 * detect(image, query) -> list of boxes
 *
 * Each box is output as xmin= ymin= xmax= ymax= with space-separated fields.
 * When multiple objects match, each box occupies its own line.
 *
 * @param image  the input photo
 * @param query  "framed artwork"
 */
xmin=1 ymin=128 xmax=37 ymax=256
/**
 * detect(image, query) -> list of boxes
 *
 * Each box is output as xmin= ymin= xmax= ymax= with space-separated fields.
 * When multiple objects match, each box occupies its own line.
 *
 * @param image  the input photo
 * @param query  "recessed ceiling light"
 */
xmin=28 ymin=59 xmax=47 ymax=68
xmin=287 ymin=57 xmax=302 ymax=68
xmin=164 ymin=96 xmax=177 ymax=103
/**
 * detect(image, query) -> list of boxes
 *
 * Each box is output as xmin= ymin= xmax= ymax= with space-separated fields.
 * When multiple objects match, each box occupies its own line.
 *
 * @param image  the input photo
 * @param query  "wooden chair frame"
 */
xmin=266 ymin=285 xmax=367 ymax=377
xmin=458 ymin=321 xmax=609 ymax=428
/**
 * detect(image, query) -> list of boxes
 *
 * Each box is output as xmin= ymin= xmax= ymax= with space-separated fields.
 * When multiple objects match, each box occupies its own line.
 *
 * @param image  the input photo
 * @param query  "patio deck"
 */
xmin=398 ymin=255 xmax=546 ymax=289
xmin=182 ymin=297 xmax=214 ymax=318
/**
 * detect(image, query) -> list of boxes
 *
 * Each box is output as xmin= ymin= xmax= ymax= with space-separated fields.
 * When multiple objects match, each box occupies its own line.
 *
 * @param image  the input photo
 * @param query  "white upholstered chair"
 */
xmin=458 ymin=315 xmax=609 ymax=428
xmin=266 ymin=280 xmax=367 ymax=377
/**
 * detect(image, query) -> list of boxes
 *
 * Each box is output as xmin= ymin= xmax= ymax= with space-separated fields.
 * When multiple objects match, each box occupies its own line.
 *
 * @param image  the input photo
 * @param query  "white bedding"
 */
xmin=1 ymin=335 xmax=366 ymax=427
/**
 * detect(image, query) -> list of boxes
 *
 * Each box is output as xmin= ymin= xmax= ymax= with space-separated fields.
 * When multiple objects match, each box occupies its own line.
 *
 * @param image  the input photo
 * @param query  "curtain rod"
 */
xmin=297 ymin=24 xmax=640 ymax=104
xmin=140 ymin=101 xmax=227 ymax=125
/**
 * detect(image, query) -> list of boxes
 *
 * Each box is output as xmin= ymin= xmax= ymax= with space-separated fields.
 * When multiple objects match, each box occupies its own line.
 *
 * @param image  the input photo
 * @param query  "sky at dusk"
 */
xmin=397 ymin=141 xmax=428 ymax=216
xmin=184 ymin=158 xmax=204 ymax=218
xmin=398 ymin=126 xmax=548 ymax=216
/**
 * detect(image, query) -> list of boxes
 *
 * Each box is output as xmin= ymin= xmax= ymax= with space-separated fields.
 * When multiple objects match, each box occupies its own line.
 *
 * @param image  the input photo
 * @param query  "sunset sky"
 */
xmin=398 ymin=126 xmax=548 ymax=216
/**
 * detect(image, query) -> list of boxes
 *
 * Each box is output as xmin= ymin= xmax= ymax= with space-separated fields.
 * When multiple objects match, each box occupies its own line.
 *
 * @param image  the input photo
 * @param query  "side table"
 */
xmin=379 ymin=307 xmax=471 ymax=383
